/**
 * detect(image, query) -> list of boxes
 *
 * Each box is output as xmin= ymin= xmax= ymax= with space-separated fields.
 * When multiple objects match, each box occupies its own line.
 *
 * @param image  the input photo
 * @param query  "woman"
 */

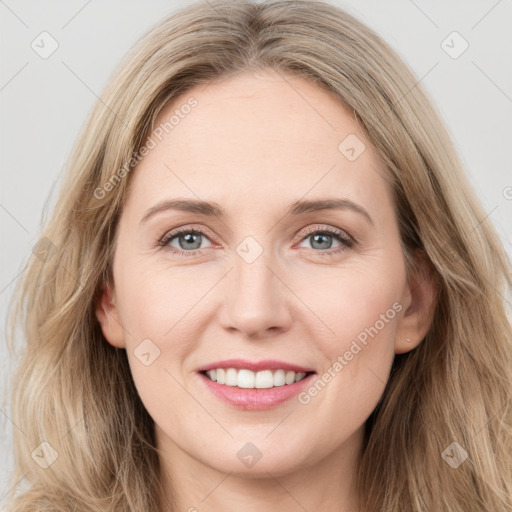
xmin=6 ymin=0 xmax=512 ymax=510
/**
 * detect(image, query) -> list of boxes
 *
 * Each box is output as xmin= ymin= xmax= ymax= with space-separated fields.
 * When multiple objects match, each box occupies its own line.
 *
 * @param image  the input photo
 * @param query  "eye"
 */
xmin=296 ymin=226 xmax=355 ymax=257
xmin=158 ymin=227 xmax=215 ymax=256
xmin=157 ymin=225 xmax=356 ymax=257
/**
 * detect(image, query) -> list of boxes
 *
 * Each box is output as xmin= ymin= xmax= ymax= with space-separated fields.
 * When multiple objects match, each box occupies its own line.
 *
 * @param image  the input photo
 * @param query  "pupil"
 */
xmin=312 ymin=233 xmax=331 ymax=250
xmin=181 ymin=233 xmax=201 ymax=250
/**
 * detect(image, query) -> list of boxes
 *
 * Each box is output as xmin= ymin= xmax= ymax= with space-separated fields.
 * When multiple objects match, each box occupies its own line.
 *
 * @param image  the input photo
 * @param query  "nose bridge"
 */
xmin=219 ymin=235 xmax=292 ymax=337
xmin=234 ymin=241 xmax=274 ymax=299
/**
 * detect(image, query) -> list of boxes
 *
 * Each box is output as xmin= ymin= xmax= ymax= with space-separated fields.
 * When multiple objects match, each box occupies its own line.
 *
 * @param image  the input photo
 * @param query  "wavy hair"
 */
xmin=5 ymin=0 xmax=512 ymax=510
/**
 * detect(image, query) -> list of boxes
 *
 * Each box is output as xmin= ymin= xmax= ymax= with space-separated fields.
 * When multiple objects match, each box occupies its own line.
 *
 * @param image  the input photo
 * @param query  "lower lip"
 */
xmin=199 ymin=372 xmax=315 ymax=410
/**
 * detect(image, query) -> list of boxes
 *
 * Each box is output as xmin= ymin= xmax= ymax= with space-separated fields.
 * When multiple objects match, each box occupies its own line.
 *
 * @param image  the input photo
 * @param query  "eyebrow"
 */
xmin=140 ymin=197 xmax=374 ymax=226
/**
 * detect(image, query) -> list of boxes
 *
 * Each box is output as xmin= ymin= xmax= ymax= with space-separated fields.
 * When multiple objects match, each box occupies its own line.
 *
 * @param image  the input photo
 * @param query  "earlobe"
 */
xmin=95 ymin=280 xmax=126 ymax=349
xmin=395 ymin=249 xmax=438 ymax=354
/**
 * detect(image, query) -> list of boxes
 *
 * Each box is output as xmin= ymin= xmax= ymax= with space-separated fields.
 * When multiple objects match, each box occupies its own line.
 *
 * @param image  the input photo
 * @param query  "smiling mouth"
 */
xmin=200 ymin=368 xmax=315 ymax=389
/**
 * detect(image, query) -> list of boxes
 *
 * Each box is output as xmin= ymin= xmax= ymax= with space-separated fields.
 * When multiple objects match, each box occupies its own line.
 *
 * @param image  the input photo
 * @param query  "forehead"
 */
xmin=127 ymin=69 xmax=391 ymax=219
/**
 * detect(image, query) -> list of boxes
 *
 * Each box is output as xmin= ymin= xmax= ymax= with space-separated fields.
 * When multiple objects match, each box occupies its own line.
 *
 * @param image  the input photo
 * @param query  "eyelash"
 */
xmin=157 ymin=225 xmax=356 ymax=258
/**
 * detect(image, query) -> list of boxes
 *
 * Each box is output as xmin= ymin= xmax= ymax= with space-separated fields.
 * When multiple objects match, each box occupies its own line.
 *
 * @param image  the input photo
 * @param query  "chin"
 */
xmin=208 ymin=455 xmax=305 ymax=479
xmin=195 ymin=438 xmax=312 ymax=478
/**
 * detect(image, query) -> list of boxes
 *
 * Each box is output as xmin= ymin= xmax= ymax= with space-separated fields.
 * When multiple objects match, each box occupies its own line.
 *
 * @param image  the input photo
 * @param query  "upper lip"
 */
xmin=197 ymin=359 xmax=315 ymax=373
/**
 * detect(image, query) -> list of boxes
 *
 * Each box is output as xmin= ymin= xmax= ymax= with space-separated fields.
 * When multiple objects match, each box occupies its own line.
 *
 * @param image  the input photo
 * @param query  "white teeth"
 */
xmin=273 ymin=369 xmax=285 ymax=387
xmin=204 ymin=368 xmax=310 ymax=388
xmin=285 ymin=371 xmax=295 ymax=385
xmin=237 ymin=369 xmax=255 ymax=388
xmin=225 ymin=368 xmax=238 ymax=386
xmin=255 ymin=370 xmax=273 ymax=389
xmin=295 ymin=372 xmax=306 ymax=383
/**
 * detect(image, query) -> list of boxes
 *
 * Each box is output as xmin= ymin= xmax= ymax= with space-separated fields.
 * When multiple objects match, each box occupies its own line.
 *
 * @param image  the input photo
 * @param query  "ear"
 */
xmin=395 ymin=249 xmax=438 ymax=354
xmin=95 ymin=277 xmax=126 ymax=349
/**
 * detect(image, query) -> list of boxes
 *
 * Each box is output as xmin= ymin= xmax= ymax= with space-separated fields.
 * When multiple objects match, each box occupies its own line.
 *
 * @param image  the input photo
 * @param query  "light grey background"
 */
xmin=1 ymin=0 xmax=511 ymax=502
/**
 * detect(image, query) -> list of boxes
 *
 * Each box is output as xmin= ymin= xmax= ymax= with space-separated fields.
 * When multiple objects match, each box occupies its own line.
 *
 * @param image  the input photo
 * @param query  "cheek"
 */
xmin=300 ymin=263 xmax=403 ymax=345
xmin=115 ymin=260 xmax=211 ymax=339
xmin=293 ymin=274 xmax=400 ymax=441
xmin=114 ymin=261 xmax=220 ymax=406
xmin=297 ymin=260 xmax=404 ymax=405
xmin=116 ymin=263 xmax=206 ymax=438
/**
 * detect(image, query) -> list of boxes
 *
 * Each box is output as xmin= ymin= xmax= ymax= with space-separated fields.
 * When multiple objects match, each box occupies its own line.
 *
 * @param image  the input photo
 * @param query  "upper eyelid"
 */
xmin=160 ymin=224 xmax=217 ymax=244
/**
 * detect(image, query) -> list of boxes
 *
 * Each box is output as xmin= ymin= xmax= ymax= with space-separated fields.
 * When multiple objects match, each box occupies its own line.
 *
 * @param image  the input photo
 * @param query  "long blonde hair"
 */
xmin=6 ymin=0 xmax=512 ymax=510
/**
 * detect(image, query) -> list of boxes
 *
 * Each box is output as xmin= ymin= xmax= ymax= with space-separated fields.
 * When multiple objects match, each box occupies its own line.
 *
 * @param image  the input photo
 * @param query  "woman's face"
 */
xmin=97 ymin=68 xmax=433 ymax=479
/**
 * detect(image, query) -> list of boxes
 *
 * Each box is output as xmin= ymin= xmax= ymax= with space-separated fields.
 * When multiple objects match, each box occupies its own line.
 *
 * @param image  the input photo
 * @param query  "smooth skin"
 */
xmin=96 ymin=68 xmax=437 ymax=512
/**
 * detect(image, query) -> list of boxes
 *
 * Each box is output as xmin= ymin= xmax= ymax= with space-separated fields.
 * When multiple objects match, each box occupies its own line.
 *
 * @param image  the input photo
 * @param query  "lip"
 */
xmin=198 ymin=371 xmax=315 ymax=410
xmin=197 ymin=358 xmax=315 ymax=373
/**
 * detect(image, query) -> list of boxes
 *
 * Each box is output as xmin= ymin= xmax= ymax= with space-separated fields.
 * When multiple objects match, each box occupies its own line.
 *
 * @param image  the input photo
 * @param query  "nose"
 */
xmin=218 ymin=247 xmax=293 ymax=339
